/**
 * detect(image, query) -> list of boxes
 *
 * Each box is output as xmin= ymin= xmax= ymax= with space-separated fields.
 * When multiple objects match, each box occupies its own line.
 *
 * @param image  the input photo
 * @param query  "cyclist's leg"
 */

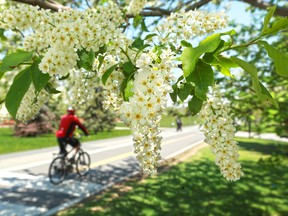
xmin=67 ymin=137 xmax=80 ymax=160
xmin=57 ymin=138 xmax=67 ymax=155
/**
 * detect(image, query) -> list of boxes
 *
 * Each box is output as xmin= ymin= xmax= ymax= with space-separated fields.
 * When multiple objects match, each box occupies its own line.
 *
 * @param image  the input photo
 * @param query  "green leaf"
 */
xmin=97 ymin=55 xmax=105 ymax=70
xmin=0 ymin=28 xmax=7 ymax=41
xmin=122 ymin=61 xmax=136 ymax=77
xmin=44 ymin=83 xmax=61 ymax=94
xmin=230 ymin=57 xmax=258 ymax=79
xmin=217 ymin=56 xmax=239 ymax=68
xmin=258 ymin=40 xmax=288 ymax=77
xmin=140 ymin=44 xmax=150 ymax=51
xmin=180 ymin=40 xmax=192 ymax=48
xmin=211 ymin=56 xmax=238 ymax=77
xmin=252 ymin=79 xmax=262 ymax=99
xmin=124 ymin=79 xmax=134 ymax=101
xmin=221 ymin=29 xmax=236 ymax=36
xmin=187 ymin=60 xmax=214 ymax=100
xmin=219 ymin=66 xmax=232 ymax=77
xmin=169 ymin=76 xmax=185 ymax=103
xmin=261 ymin=6 xmax=276 ymax=35
xmin=97 ymin=45 xmax=107 ymax=55
xmin=169 ymin=88 xmax=178 ymax=103
xmin=5 ymin=67 xmax=32 ymax=119
xmin=58 ymin=73 xmax=70 ymax=80
xmin=0 ymin=51 xmax=33 ymax=73
xmin=30 ymin=59 xmax=50 ymax=92
xmin=181 ymin=33 xmax=221 ymax=77
xmin=133 ymin=15 xmax=142 ymax=28
xmin=119 ymin=77 xmax=134 ymax=101
xmin=77 ymin=49 xmax=95 ymax=71
xmin=195 ymin=86 xmax=207 ymax=101
xmin=101 ymin=64 xmax=118 ymax=85
xmin=259 ymin=81 xmax=278 ymax=108
xmin=262 ymin=17 xmax=288 ymax=36
xmin=141 ymin=19 xmax=148 ymax=32
xmin=230 ymin=57 xmax=262 ymax=98
xmin=131 ymin=38 xmax=144 ymax=50
xmin=181 ymin=47 xmax=194 ymax=77
xmin=178 ymin=83 xmax=192 ymax=101
xmin=188 ymin=96 xmax=203 ymax=115
xmin=260 ymin=6 xmax=288 ymax=36
xmin=144 ymin=33 xmax=158 ymax=40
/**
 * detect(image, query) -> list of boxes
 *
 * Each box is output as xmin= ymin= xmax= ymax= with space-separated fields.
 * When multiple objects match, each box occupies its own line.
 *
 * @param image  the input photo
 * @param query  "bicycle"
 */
xmin=48 ymin=139 xmax=91 ymax=185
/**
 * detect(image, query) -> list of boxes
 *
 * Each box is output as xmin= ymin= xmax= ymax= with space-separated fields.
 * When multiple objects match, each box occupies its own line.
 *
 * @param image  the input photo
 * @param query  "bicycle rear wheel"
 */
xmin=76 ymin=152 xmax=91 ymax=176
xmin=49 ymin=157 xmax=66 ymax=184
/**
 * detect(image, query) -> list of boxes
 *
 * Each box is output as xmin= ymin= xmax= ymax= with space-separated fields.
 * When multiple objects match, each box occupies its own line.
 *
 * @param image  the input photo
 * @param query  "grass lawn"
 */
xmin=58 ymin=138 xmax=288 ymax=216
xmin=0 ymin=127 xmax=131 ymax=155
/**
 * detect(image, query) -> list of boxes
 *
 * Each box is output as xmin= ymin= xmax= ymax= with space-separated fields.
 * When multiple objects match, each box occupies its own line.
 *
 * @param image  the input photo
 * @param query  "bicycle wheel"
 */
xmin=76 ymin=151 xmax=91 ymax=176
xmin=48 ymin=157 xmax=66 ymax=184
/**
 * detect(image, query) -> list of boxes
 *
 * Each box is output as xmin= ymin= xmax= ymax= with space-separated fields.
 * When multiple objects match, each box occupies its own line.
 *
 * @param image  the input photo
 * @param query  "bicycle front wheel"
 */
xmin=76 ymin=152 xmax=91 ymax=176
xmin=48 ymin=157 xmax=66 ymax=185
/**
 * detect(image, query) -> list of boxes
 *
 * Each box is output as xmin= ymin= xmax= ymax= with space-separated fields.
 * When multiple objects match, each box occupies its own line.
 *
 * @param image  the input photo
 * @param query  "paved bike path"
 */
xmin=0 ymin=158 xmax=140 ymax=216
xmin=0 ymin=126 xmax=204 ymax=216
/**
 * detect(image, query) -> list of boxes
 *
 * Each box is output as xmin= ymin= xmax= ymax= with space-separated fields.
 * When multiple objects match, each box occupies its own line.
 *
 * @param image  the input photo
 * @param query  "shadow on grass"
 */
xmin=61 ymin=141 xmax=288 ymax=216
xmin=237 ymin=138 xmax=288 ymax=157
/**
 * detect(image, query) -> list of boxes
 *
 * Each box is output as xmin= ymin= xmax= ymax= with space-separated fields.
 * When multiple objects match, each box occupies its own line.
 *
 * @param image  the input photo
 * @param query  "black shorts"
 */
xmin=58 ymin=137 xmax=80 ymax=148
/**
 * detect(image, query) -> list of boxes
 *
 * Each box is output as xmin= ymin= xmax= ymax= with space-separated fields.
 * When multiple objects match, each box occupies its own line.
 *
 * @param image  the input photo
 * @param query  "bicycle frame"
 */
xmin=49 ymin=140 xmax=90 ymax=185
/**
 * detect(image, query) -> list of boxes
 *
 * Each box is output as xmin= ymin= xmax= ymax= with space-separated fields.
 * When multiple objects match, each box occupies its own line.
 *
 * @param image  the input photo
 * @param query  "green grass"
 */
xmin=58 ymin=138 xmax=288 ymax=216
xmin=160 ymin=115 xmax=197 ymax=127
xmin=0 ymin=127 xmax=131 ymax=155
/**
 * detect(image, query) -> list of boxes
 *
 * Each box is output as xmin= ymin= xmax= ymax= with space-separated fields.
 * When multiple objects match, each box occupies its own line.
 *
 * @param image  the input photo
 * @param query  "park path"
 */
xmin=235 ymin=131 xmax=288 ymax=142
xmin=0 ymin=126 xmax=205 ymax=216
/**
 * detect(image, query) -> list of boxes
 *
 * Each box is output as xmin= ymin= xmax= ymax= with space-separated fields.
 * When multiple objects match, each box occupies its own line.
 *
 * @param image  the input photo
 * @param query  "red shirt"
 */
xmin=56 ymin=114 xmax=89 ymax=138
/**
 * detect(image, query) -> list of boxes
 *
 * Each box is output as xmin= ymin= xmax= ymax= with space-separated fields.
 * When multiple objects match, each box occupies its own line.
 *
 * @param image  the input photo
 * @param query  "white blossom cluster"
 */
xmin=199 ymin=86 xmax=244 ymax=181
xmin=0 ymin=4 xmax=6 ymax=28
xmin=16 ymin=86 xmax=49 ymax=123
xmin=155 ymin=9 xmax=228 ymax=44
xmin=93 ymin=30 xmax=137 ymax=109
xmin=93 ymin=54 xmax=125 ymax=110
xmin=126 ymin=0 xmax=147 ymax=16
xmin=68 ymin=69 xmax=98 ymax=110
xmin=0 ymin=3 xmax=126 ymax=121
xmin=1 ymin=3 xmax=125 ymax=76
xmin=119 ymin=49 xmax=175 ymax=174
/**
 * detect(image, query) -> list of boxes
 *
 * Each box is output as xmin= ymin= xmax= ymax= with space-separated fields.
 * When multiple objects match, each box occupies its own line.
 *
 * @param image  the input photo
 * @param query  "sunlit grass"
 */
xmin=58 ymin=138 xmax=288 ymax=216
xmin=0 ymin=127 xmax=131 ymax=155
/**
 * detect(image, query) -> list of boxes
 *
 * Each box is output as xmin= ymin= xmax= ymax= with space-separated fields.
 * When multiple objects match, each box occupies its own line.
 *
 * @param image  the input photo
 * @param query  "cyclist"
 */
xmin=56 ymin=107 xmax=89 ymax=161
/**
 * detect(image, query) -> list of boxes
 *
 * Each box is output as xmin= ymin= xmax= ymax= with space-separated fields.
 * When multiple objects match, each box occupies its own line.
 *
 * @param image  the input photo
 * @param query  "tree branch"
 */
xmin=139 ymin=7 xmax=171 ymax=17
xmin=10 ymin=0 xmax=288 ymax=17
xmin=239 ymin=0 xmax=288 ymax=17
xmin=185 ymin=0 xmax=213 ymax=12
xmin=137 ymin=0 xmax=213 ymax=18
xmin=11 ymin=0 xmax=70 ymax=11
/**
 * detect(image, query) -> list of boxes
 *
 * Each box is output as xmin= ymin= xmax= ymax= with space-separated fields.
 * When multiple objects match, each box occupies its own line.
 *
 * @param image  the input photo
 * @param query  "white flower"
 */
xmin=126 ymin=0 xmax=147 ymax=16
xmin=199 ymin=85 xmax=243 ymax=181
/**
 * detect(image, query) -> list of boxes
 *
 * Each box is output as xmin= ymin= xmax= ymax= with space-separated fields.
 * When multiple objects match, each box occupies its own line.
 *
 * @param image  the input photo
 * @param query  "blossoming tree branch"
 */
xmin=0 ymin=0 xmax=288 ymax=181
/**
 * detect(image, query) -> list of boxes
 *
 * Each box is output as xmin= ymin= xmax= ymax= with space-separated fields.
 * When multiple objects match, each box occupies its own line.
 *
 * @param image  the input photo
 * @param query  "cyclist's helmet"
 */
xmin=67 ymin=107 xmax=75 ymax=115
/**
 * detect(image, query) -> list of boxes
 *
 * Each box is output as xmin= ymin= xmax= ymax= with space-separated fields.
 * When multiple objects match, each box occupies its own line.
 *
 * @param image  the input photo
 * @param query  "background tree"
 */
xmin=215 ymin=9 xmax=288 ymax=137
xmin=14 ymin=104 xmax=56 ymax=136
xmin=83 ymin=87 xmax=116 ymax=134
